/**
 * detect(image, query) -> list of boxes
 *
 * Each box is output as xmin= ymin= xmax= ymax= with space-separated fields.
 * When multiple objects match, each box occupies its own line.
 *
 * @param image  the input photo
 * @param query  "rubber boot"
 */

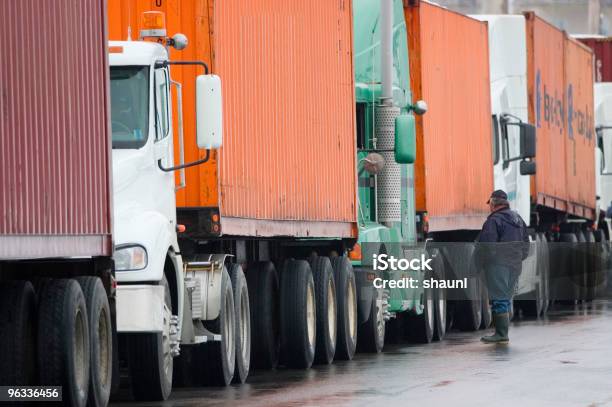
xmin=481 ymin=313 xmax=509 ymax=344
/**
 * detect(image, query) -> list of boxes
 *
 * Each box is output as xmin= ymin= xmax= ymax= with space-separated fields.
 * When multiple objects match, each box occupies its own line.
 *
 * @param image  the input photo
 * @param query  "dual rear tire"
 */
xmin=331 ymin=256 xmax=358 ymax=360
xmin=280 ymin=259 xmax=317 ymax=368
xmin=310 ymin=257 xmax=337 ymax=365
xmin=0 ymin=278 xmax=112 ymax=407
xmin=174 ymin=266 xmax=244 ymax=388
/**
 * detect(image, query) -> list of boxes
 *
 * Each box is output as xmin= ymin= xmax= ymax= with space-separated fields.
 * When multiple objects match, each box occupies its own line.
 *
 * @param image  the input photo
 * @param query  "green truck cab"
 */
xmin=351 ymin=0 xmax=439 ymax=349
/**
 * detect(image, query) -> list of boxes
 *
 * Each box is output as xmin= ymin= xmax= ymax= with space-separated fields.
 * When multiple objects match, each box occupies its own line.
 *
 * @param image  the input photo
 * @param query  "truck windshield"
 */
xmin=110 ymin=66 xmax=149 ymax=149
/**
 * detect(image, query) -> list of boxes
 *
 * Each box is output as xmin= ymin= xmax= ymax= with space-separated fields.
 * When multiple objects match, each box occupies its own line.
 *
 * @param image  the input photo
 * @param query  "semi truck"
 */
xmin=576 ymin=36 xmax=612 ymax=217
xmin=473 ymin=13 xmax=603 ymax=315
xmin=575 ymin=35 xmax=612 ymax=291
xmin=0 ymin=1 xmax=115 ymax=407
xmin=106 ymin=0 xmax=423 ymax=400
xmin=350 ymin=0 xmax=442 ymax=350
xmin=521 ymin=13 xmax=602 ymax=306
xmin=402 ymin=1 xmax=497 ymax=331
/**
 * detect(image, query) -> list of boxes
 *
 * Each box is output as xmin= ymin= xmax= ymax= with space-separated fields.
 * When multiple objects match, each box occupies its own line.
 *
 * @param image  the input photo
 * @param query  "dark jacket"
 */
xmin=475 ymin=206 xmax=530 ymax=272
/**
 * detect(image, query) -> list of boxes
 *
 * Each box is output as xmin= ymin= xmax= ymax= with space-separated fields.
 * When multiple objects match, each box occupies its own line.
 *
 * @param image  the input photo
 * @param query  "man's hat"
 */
xmin=487 ymin=189 xmax=508 ymax=204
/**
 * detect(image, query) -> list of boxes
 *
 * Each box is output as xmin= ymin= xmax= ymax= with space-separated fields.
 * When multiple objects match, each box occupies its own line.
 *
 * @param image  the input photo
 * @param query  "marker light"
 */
xmin=140 ymin=11 xmax=167 ymax=39
xmin=108 ymin=46 xmax=124 ymax=54
xmin=348 ymin=243 xmax=362 ymax=261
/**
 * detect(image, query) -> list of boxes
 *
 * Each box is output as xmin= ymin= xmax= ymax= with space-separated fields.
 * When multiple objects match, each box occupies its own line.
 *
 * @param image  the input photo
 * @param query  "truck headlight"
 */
xmin=114 ymin=245 xmax=148 ymax=271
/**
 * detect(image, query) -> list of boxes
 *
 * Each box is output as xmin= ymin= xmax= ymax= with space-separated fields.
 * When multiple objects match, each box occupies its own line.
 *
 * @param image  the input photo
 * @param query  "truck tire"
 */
xmin=245 ymin=261 xmax=280 ymax=369
xmin=330 ymin=256 xmax=357 ymax=360
xmin=407 ymin=281 xmax=434 ymax=344
xmin=576 ymin=231 xmax=588 ymax=302
xmin=38 ymin=279 xmax=90 ymax=407
xmin=126 ymin=275 xmax=173 ymax=400
xmin=229 ymin=264 xmax=251 ymax=383
xmin=357 ymin=289 xmax=385 ymax=353
xmin=594 ymin=229 xmax=609 ymax=297
xmin=555 ymin=233 xmax=580 ymax=304
xmin=310 ymin=257 xmax=337 ymax=364
xmin=454 ymin=276 xmax=482 ymax=331
xmin=280 ymin=259 xmax=316 ymax=368
xmin=75 ymin=277 xmax=112 ymax=407
xmin=0 ymin=281 xmax=36 ymax=385
xmin=202 ymin=267 xmax=236 ymax=386
xmin=407 ymin=264 xmax=436 ymax=343
xmin=539 ymin=233 xmax=551 ymax=315
xmin=518 ymin=234 xmax=545 ymax=317
xmin=584 ymin=230 xmax=597 ymax=301
xmin=431 ymin=254 xmax=447 ymax=341
xmin=480 ymin=279 xmax=492 ymax=329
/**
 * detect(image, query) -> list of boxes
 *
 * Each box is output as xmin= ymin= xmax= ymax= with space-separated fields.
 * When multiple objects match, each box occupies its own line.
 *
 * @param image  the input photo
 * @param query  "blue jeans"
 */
xmin=491 ymin=299 xmax=511 ymax=314
xmin=486 ymin=263 xmax=520 ymax=315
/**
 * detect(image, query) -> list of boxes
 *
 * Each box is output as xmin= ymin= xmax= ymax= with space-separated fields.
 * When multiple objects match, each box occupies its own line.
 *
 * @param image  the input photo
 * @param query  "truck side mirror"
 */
xmin=395 ymin=114 xmax=417 ymax=164
xmin=519 ymin=122 xmax=536 ymax=159
xmin=196 ymin=74 xmax=223 ymax=149
xmin=520 ymin=160 xmax=536 ymax=175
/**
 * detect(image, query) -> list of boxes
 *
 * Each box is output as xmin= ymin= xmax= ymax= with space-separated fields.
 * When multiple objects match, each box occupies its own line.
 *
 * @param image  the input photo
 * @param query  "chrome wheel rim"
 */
xmin=74 ymin=308 xmax=87 ymax=392
xmin=347 ymin=278 xmax=357 ymax=341
xmin=427 ymin=291 xmax=435 ymax=330
xmin=306 ymin=282 xmax=316 ymax=351
xmin=162 ymin=302 xmax=172 ymax=378
xmin=376 ymin=296 xmax=385 ymax=341
xmin=225 ymin=292 xmax=236 ymax=371
xmin=240 ymin=290 xmax=249 ymax=362
xmin=98 ymin=307 xmax=110 ymax=385
xmin=328 ymin=279 xmax=337 ymax=347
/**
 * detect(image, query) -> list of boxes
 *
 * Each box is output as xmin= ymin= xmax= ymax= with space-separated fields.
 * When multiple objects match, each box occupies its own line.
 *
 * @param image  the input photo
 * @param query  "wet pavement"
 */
xmin=112 ymin=300 xmax=612 ymax=407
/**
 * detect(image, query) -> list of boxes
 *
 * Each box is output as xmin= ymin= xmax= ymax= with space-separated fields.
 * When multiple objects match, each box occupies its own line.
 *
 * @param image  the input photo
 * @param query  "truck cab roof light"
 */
xmin=140 ymin=11 xmax=167 ymax=39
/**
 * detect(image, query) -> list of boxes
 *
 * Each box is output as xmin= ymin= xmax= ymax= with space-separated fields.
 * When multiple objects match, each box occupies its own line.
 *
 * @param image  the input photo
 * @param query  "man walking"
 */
xmin=477 ymin=190 xmax=529 ymax=344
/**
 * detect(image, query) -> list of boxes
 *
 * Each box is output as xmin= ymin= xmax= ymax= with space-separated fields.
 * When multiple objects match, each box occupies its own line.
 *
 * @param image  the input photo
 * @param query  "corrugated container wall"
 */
xmin=577 ymin=37 xmax=612 ymax=82
xmin=564 ymin=38 xmax=596 ymax=215
xmin=108 ymin=0 xmax=357 ymax=238
xmin=0 ymin=0 xmax=112 ymax=259
xmin=405 ymin=1 xmax=494 ymax=232
xmin=525 ymin=13 xmax=595 ymax=219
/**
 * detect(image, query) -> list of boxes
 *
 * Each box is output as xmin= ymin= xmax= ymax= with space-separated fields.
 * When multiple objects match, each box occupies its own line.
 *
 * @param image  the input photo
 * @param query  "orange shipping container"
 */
xmin=525 ymin=13 xmax=596 ymax=219
xmin=108 ymin=0 xmax=357 ymax=238
xmin=564 ymin=37 xmax=596 ymax=216
xmin=404 ymin=1 xmax=494 ymax=232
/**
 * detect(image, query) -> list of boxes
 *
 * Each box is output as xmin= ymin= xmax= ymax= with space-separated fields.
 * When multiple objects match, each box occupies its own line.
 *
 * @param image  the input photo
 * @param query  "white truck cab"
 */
xmin=107 ymin=15 xmax=229 ymax=400
xmin=595 ymin=83 xmax=612 ymax=217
